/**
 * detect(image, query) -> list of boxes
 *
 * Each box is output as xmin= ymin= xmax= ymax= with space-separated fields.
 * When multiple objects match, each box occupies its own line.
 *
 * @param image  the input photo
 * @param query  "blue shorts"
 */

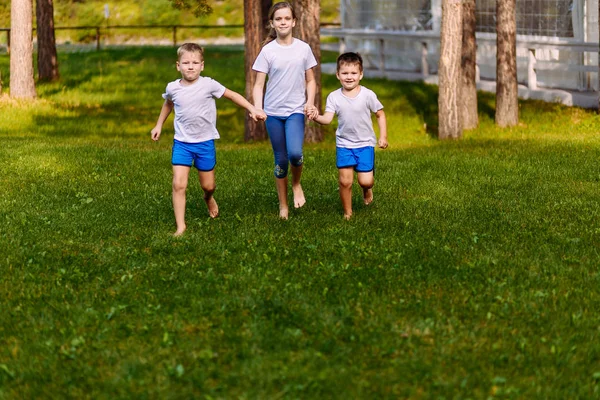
xmin=336 ymin=146 xmax=375 ymax=172
xmin=172 ymin=139 xmax=216 ymax=171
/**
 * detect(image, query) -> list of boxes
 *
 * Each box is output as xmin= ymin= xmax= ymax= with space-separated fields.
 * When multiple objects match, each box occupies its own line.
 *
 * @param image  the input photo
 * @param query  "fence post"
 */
xmin=96 ymin=27 xmax=100 ymax=51
xmin=421 ymin=41 xmax=429 ymax=78
xmin=379 ymin=38 xmax=385 ymax=73
xmin=173 ymin=26 xmax=177 ymax=47
xmin=339 ymin=36 xmax=346 ymax=54
xmin=6 ymin=29 xmax=9 ymax=54
xmin=528 ymin=48 xmax=537 ymax=90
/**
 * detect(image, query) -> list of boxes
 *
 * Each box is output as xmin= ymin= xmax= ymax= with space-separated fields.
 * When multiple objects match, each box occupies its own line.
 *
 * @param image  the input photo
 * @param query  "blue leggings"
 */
xmin=265 ymin=113 xmax=305 ymax=178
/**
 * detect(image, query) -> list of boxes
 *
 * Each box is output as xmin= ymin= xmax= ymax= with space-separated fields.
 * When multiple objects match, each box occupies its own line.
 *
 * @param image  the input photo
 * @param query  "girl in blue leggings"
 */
xmin=252 ymin=2 xmax=319 ymax=219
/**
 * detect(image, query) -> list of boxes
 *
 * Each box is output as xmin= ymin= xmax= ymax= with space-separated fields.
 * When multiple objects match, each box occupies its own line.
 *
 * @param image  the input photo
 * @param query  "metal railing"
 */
xmin=320 ymin=27 xmax=599 ymax=92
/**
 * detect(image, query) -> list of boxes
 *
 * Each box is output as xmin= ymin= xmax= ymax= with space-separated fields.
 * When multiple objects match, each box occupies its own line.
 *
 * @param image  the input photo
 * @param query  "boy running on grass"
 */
xmin=307 ymin=52 xmax=388 ymax=220
xmin=151 ymin=43 xmax=266 ymax=236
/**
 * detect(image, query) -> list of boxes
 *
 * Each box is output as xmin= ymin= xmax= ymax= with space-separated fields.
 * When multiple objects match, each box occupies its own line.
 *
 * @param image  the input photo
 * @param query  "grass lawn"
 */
xmin=1 ymin=46 xmax=600 ymax=399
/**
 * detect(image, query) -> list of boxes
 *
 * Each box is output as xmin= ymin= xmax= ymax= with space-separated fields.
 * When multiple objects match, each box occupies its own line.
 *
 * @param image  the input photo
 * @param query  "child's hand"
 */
xmin=250 ymin=108 xmax=267 ymax=122
xmin=304 ymin=105 xmax=318 ymax=120
xmin=151 ymin=126 xmax=161 ymax=141
xmin=378 ymin=137 xmax=388 ymax=149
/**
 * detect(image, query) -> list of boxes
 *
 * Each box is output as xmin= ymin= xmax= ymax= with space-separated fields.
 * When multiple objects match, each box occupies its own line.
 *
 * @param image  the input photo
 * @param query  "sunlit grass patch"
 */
xmin=1 ymin=47 xmax=600 ymax=399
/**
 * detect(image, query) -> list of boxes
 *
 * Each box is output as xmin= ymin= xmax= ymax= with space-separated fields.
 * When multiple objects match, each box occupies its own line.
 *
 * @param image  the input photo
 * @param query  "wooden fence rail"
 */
xmin=0 ymin=24 xmax=246 ymax=53
xmin=0 ymin=23 xmax=341 ymax=53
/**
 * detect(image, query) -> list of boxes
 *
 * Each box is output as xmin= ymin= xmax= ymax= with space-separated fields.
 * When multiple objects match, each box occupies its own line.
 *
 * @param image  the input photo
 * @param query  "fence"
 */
xmin=321 ymin=27 xmax=599 ymax=95
xmin=0 ymin=24 xmax=246 ymax=53
xmin=0 ymin=22 xmax=342 ymax=53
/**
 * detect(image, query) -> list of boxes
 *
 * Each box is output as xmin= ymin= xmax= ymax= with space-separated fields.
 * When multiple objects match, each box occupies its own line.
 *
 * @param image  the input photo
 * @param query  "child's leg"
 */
xmin=266 ymin=116 xmax=290 ymax=219
xmin=290 ymin=164 xmax=304 ymax=209
xmin=198 ymin=169 xmax=219 ymax=218
xmin=172 ymin=165 xmax=191 ymax=236
xmin=357 ymin=171 xmax=375 ymax=205
xmin=275 ymin=176 xmax=289 ymax=219
xmin=338 ymin=167 xmax=354 ymax=219
xmin=285 ymin=114 xmax=306 ymax=209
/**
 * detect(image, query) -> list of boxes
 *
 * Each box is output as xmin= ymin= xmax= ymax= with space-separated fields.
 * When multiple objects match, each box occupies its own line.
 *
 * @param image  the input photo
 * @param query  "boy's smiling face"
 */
xmin=336 ymin=63 xmax=363 ymax=92
xmin=177 ymin=51 xmax=204 ymax=84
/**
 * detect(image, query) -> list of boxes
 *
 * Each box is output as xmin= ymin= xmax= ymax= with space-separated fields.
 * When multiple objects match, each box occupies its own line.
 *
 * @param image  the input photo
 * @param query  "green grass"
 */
xmin=1 ymin=46 xmax=600 ymax=399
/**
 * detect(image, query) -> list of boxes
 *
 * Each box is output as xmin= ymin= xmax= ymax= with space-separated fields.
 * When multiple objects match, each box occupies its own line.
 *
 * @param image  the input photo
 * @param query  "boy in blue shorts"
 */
xmin=151 ymin=43 xmax=266 ymax=236
xmin=308 ymin=52 xmax=388 ymax=220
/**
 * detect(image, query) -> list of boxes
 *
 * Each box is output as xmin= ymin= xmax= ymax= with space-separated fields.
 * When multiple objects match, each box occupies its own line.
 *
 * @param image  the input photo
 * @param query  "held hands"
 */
xmin=249 ymin=107 xmax=267 ymax=122
xmin=304 ymin=104 xmax=319 ymax=120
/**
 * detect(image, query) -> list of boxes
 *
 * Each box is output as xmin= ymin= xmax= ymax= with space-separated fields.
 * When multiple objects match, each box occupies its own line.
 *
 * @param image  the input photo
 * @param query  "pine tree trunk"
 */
xmin=243 ymin=0 xmax=270 ymax=141
xmin=36 ymin=0 xmax=60 ymax=82
xmin=10 ymin=0 xmax=36 ymax=98
xmin=496 ymin=0 xmax=519 ymax=127
xmin=438 ymin=0 xmax=463 ymax=139
xmin=292 ymin=0 xmax=322 ymax=142
xmin=460 ymin=0 xmax=478 ymax=130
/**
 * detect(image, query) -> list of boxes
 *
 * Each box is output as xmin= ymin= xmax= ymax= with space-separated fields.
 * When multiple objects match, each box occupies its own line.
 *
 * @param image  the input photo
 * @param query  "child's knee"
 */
xmin=173 ymin=180 xmax=188 ymax=193
xmin=201 ymin=183 xmax=216 ymax=194
xmin=357 ymin=176 xmax=374 ymax=189
xmin=274 ymin=163 xmax=288 ymax=178
xmin=289 ymin=154 xmax=304 ymax=167
xmin=339 ymin=176 xmax=353 ymax=190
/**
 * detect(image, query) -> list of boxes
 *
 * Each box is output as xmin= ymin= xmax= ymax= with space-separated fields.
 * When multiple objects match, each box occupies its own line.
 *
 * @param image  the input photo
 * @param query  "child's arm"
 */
xmin=375 ymin=109 xmax=388 ymax=149
xmin=151 ymin=99 xmax=174 ymax=141
xmin=252 ymin=72 xmax=267 ymax=111
xmin=311 ymin=111 xmax=335 ymax=125
xmin=222 ymin=89 xmax=267 ymax=121
xmin=304 ymin=68 xmax=318 ymax=119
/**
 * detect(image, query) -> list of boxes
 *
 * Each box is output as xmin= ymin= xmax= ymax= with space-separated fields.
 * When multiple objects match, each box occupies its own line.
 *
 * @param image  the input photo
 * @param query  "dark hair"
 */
xmin=263 ymin=2 xmax=297 ymax=45
xmin=336 ymin=52 xmax=363 ymax=72
xmin=177 ymin=43 xmax=204 ymax=61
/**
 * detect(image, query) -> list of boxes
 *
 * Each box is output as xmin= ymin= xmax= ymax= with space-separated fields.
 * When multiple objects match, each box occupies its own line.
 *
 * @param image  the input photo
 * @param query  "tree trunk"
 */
xmin=460 ymin=0 xmax=478 ymax=130
xmin=36 ymin=0 xmax=60 ymax=82
xmin=438 ymin=0 xmax=463 ymax=139
xmin=261 ymin=0 xmax=272 ymax=34
xmin=496 ymin=0 xmax=518 ymax=127
xmin=10 ymin=0 xmax=36 ymax=98
xmin=292 ymin=0 xmax=322 ymax=142
xmin=244 ymin=0 xmax=270 ymax=141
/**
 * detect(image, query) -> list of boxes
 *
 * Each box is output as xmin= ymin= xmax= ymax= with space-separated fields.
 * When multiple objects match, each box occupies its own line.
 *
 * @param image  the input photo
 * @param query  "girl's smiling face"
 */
xmin=271 ymin=7 xmax=296 ymax=38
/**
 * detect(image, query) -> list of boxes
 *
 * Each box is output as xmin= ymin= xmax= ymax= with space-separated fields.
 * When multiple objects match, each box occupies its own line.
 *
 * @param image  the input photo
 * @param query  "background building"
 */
xmin=323 ymin=0 xmax=598 ymax=105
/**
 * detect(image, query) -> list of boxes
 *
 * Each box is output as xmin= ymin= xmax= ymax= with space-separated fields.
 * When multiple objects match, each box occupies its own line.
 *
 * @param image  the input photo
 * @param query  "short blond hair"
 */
xmin=177 ymin=43 xmax=204 ymax=61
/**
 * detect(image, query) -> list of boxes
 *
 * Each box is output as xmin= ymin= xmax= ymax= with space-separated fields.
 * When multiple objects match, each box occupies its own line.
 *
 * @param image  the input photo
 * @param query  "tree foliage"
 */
xmin=167 ymin=0 xmax=212 ymax=17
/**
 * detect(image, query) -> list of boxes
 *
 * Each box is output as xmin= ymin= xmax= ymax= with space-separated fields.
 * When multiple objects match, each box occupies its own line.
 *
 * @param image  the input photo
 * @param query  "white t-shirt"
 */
xmin=325 ymin=86 xmax=384 ymax=148
xmin=252 ymin=38 xmax=317 ymax=117
xmin=162 ymin=76 xmax=226 ymax=143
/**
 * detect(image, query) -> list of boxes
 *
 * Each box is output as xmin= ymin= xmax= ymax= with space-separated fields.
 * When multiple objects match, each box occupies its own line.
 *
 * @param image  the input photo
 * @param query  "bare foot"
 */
xmin=206 ymin=197 xmax=219 ymax=218
xmin=292 ymin=184 xmax=306 ymax=208
xmin=173 ymin=226 xmax=186 ymax=237
xmin=363 ymin=188 xmax=373 ymax=205
xmin=279 ymin=206 xmax=289 ymax=220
